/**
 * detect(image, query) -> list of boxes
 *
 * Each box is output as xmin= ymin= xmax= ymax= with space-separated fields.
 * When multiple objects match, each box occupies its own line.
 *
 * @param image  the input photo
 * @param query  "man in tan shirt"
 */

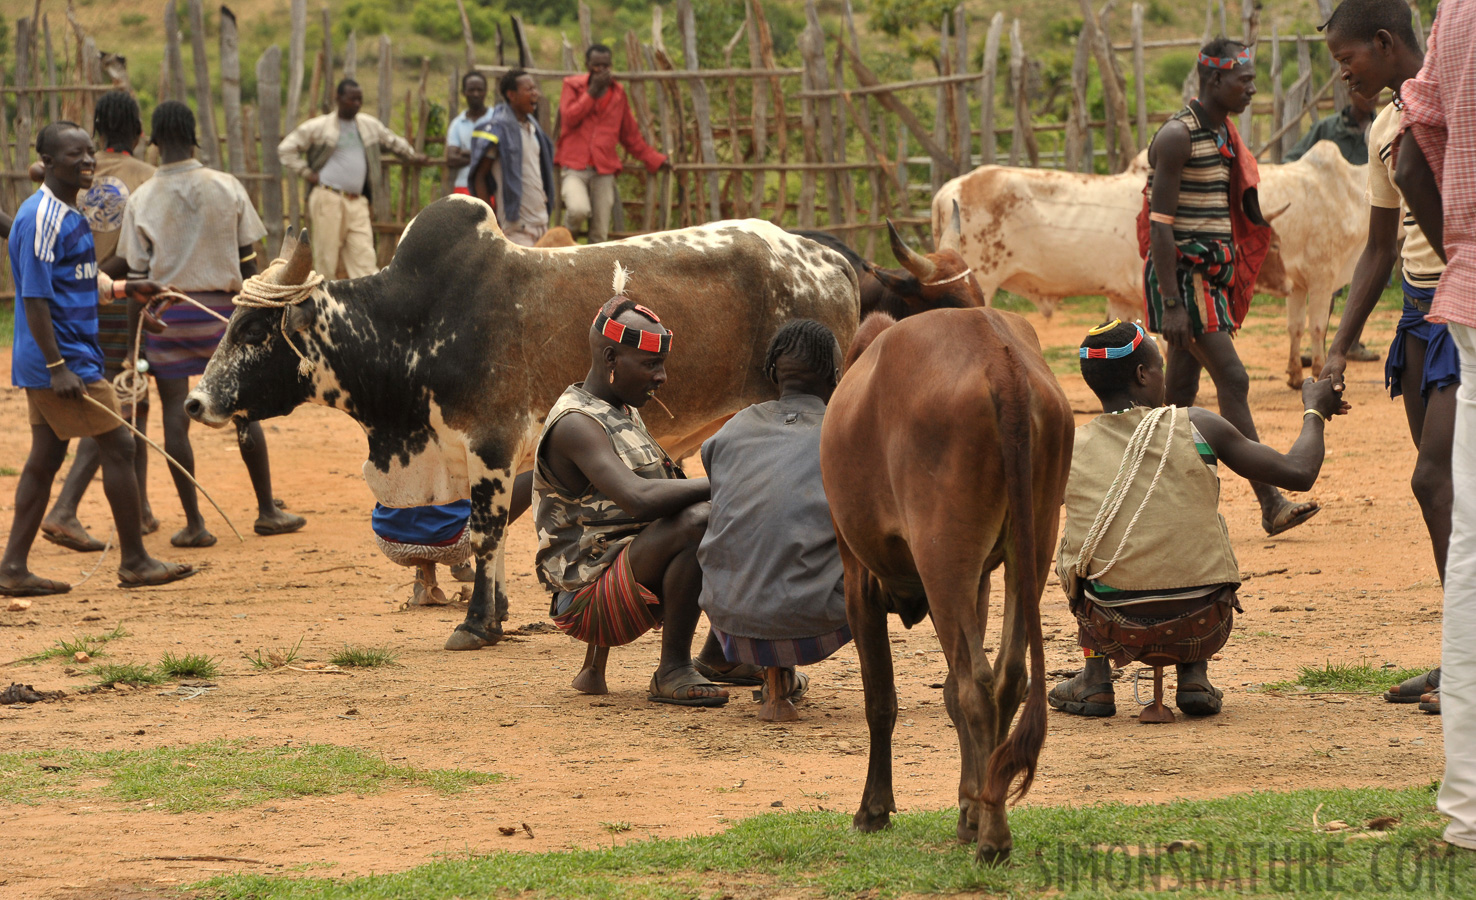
xmin=278 ymin=79 xmax=427 ymax=279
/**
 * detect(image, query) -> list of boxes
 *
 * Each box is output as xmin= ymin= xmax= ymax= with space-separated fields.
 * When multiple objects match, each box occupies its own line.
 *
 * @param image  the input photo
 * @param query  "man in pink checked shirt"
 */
xmin=554 ymin=44 xmax=671 ymax=243
xmin=1391 ymin=0 xmax=1476 ymax=852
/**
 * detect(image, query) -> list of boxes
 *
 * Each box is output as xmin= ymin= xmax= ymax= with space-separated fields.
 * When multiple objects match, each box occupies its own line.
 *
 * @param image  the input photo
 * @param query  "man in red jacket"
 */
xmin=555 ymin=44 xmax=670 ymax=243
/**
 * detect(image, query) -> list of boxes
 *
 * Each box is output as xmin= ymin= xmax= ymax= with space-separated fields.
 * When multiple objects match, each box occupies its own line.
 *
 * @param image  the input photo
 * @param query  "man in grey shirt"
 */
xmin=279 ymin=79 xmax=427 ymax=279
xmin=697 ymin=320 xmax=851 ymax=722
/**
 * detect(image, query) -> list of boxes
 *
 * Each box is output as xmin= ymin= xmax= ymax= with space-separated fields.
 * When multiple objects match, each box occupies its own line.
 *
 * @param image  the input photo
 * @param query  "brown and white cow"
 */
xmin=185 ymin=195 xmax=859 ymax=651
xmin=821 ymin=231 xmax=1072 ymax=864
xmin=937 ymin=141 xmax=1367 ymax=388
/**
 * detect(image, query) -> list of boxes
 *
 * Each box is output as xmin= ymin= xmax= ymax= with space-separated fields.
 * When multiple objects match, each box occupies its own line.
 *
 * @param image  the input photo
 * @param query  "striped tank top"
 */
xmin=1148 ymin=102 xmax=1234 ymax=244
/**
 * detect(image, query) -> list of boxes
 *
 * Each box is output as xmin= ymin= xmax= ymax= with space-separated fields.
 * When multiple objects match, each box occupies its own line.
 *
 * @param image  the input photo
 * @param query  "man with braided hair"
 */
xmin=696 ymin=319 xmax=851 ymax=722
xmin=533 ymin=264 xmax=727 ymax=706
xmin=42 ymin=90 xmax=159 ymax=552
xmin=119 ymin=101 xmax=304 ymax=547
xmin=1050 ymin=321 xmax=1346 ymax=717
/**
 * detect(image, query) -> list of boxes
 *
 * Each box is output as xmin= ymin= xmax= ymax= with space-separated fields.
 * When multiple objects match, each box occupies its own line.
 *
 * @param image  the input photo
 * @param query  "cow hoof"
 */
xmin=853 ymin=809 xmax=892 ymax=833
xmin=443 ymin=623 xmax=501 ymax=651
xmin=977 ymin=842 xmax=1012 ymax=866
xmin=956 ymin=808 xmax=979 ymax=843
xmin=1286 ymin=374 xmax=1304 ymax=391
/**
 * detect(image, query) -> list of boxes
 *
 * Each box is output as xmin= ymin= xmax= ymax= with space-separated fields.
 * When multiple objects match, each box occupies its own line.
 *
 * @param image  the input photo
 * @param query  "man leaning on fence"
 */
xmin=554 ymin=44 xmax=670 ymax=243
xmin=278 ymin=78 xmax=429 ymax=279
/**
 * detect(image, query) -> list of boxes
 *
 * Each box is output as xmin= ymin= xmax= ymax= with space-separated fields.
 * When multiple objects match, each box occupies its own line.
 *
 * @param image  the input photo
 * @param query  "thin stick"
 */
xmin=73 ymin=529 xmax=115 ymax=587
xmin=81 ymin=396 xmax=246 ymax=543
xmin=155 ymin=290 xmax=230 ymax=323
xmin=123 ymin=855 xmax=267 ymax=864
xmin=649 ymin=394 xmax=675 ymax=419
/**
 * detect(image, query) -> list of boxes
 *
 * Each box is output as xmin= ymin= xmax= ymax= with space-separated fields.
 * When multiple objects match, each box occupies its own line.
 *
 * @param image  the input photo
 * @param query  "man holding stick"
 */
xmin=0 ymin=122 xmax=194 ymax=596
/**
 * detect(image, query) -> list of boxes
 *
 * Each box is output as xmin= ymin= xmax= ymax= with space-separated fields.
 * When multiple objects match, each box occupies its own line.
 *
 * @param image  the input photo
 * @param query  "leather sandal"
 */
xmin=1385 ymin=667 xmax=1440 ymax=704
xmin=1049 ymin=674 xmax=1116 ymax=717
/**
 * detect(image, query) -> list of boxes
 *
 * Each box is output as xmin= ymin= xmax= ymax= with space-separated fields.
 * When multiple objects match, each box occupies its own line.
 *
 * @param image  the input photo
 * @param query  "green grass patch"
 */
xmin=0 ymin=742 xmax=500 ymax=812
xmin=1264 ymin=661 xmax=1432 ymax=694
xmin=329 ymin=645 xmax=398 ymax=668
xmin=192 ymin=786 xmax=1475 ymax=899
xmin=156 ymin=651 xmax=220 ymax=679
xmin=18 ymin=624 xmax=129 ymax=663
xmin=90 ymin=662 xmax=166 ymax=687
xmin=0 ymin=466 xmax=18 ymax=476
xmin=0 ymin=301 xmax=11 ymax=345
xmin=1042 ymin=344 xmax=1083 ymax=376
xmin=245 ymin=635 xmax=304 ymax=670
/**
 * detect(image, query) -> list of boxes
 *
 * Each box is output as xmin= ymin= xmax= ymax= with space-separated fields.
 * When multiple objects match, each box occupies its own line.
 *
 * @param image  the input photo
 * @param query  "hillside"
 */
xmin=0 ymin=0 xmax=1360 ymax=136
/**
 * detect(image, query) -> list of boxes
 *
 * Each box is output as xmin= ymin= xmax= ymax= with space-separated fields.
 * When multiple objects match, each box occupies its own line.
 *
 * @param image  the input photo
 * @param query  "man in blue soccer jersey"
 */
xmin=0 ymin=122 xmax=193 ymax=596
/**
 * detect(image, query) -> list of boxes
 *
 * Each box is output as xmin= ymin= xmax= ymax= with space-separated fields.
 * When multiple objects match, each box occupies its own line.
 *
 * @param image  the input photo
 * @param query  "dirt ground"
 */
xmin=0 ymin=302 xmax=1447 ymax=899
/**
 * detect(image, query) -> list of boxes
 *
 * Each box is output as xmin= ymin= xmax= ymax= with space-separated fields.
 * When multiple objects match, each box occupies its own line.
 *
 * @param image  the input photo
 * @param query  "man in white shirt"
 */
xmin=445 ymin=72 xmax=488 ymax=197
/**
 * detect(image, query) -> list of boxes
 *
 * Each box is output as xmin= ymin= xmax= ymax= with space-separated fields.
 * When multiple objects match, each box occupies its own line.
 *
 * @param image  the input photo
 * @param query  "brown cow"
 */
xmin=821 ymin=227 xmax=1073 ymax=863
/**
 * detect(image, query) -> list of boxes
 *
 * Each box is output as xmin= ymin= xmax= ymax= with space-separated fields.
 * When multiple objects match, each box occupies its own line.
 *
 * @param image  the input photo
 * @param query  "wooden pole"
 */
xmin=843 ymin=0 xmax=883 ymax=238
xmin=286 ymin=0 xmax=306 ymax=125
xmin=42 ymin=15 xmax=57 ymax=123
xmin=241 ymin=105 xmax=260 ymax=205
xmin=625 ymin=32 xmax=658 ymax=231
xmin=643 ymin=42 xmax=676 ymax=230
xmin=1066 ymin=32 xmax=1088 ymax=172
xmin=1239 ymin=0 xmax=1258 ymax=138
xmin=678 ymin=0 xmax=722 ymax=223
xmin=1410 ymin=5 xmax=1427 ymax=53
xmin=842 ymin=41 xmax=957 ymax=179
xmin=832 ymin=42 xmax=857 ymax=233
xmin=454 ymin=0 xmax=477 ymax=72
xmin=164 ymin=0 xmax=186 ymax=102
xmin=802 ymin=0 xmax=842 ymax=228
xmin=444 ymin=70 xmax=457 ymax=196
xmin=577 ymin=2 xmax=593 ymax=59
xmin=1314 ymin=0 xmax=1350 ymax=111
xmin=560 ymin=32 xmax=576 ymax=71
xmin=746 ymin=0 xmax=769 ymax=219
xmin=980 ymin=12 xmax=1003 ymax=166
xmin=1080 ymin=0 xmax=1135 ymax=170
xmin=1280 ymin=33 xmax=1312 ymax=157
xmin=1008 ymin=19 xmax=1026 ymax=166
xmin=722 ymin=19 xmax=748 ymax=218
xmin=0 ymin=69 xmax=11 ymax=212
xmin=1257 ymin=73 xmax=1336 ymax=160
xmin=933 ymin=12 xmax=951 ymax=192
xmin=374 ymin=35 xmax=392 ymax=265
xmin=1269 ymin=25 xmax=1283 ymax=162
xmin=188 ymin=0 xmax=221 ymax=169
xmin=306 ymin=49 xmax=324 ymax=123
xmin=495 ymin=22 xmax=505 ymax=67
xmin=752 ymin=0 xmax=786 ymax=224
xmin=1183 ymin=0 xmax=1214 ymax=105
xmin=344 ymin=30 xmax=358 ymax=80
xmin=797 ymin=15 xmax=819 ymax=227
xmin=319 ymin=7 xmax=334 ymax=114
xmin=221 ymin=5 xmax=246 ymax=178
xmin=256 ymin=45 xmax=284 ymax=252
xmin=953 ymin=6 xmax=970 ymax=171
xmin=1131 ymin=3 xmax=1148 ymax=151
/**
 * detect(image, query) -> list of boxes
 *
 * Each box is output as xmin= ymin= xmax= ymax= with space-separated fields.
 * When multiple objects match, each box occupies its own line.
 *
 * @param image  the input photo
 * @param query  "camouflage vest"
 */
xmin=533 ymin=383 xmax=676 ymax=593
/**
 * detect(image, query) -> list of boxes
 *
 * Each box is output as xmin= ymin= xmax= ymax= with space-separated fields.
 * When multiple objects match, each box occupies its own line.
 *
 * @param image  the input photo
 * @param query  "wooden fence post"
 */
xmin=1280 ymin=33 xmax=1312 ymax=158
xmin=841 ymin=42 xmax=957 ymax=179
xmin=953 ymin=6 xmax=970 ymax=172
xmin=188 ymin=0 xmax=221 ymax=169
xmin=980 ymin=12 xmax=1003 ymax=165
xmin=1239 ymin=0 xmax=1258 ymax=138
xmin=578 ymin=2 xmax=593 ymax=58
xmin=933 ymin=11 xmax=950 ymax=192
xmin=802 ymin=0 xmax=842 ymax=228
xmin=746 ymin=0 xmax=769 ymax=218
xmin=722 ymin=20 xmax=749 ymax=219
xmin=1008 ymin=19 xmax=1027 ymax=166
xmin=678 ymin=0 xmax=722 ymax=223
xmin=319 ymin=7 xmax=334 ymax=113
xmin=375 ymin=35 xmax=393 ymax=264
xmin=256 ymin=45 xmax=284 ymax=252
xmin=1080 ymin=0 xmax=1135 ymax=171
xmin=797 ymin=14 xmax=819 ymax=227
xmin=751 ymin=0 xmax=787 ymax=225
xmin=1269 ymin=25 xmax=1282 ymax=162
xmin=625 ymin=31 xmax=659 ymax=231
xmin=844 ymin=0 xmax=884 ymax=246
xmin=1410 ymin=5 xmax=1427 ymax=52
xmin=164 ymin=0 xmax=186 ymax=102
xmin=377 ymin=36 xmax=392 ymax=122
xmin=1314 ymin=0 xmax=1350 ymax=111
xmin=455 ymin=0 xmax=476 ymax=71
xmin=42 ymin=16 xmax=57 ymax=123
xmin=221 ymin=5 xmax=246 ymax=178
xmin=1066 ymin=32 xmax=1089 ymax=172
xmin=345 ymin=30 xmax=358 ymax=80
xmin=287 ymin=0 xmax=306 ymax=125
xmin=1183 ymin=0 xmax=1213 ymax=104
xmin=1131 ymin=3 xmax=1148 ymax=150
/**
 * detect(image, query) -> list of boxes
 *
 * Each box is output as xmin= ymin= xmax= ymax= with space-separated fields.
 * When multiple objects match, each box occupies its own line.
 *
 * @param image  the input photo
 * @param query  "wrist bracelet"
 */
xmin=46 ymin=358 xmax=67 ymax=370
xmin=1304 ymin=408 xmax=1326 ymax=423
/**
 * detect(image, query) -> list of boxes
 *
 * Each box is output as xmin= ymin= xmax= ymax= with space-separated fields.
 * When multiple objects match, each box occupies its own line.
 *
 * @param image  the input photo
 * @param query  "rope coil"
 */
xmin=231 ymin=260 xmax=324 ymax=376
xmin=1073 ymin=405 xmax=1178 ymax=583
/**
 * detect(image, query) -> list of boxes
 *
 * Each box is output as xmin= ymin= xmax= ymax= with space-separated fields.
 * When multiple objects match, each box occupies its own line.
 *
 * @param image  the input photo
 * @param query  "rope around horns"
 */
xmin=1073 ymin=405 xmax=1177 ymax=583
xmin=231 ymin=259 xmax=326 ymax=376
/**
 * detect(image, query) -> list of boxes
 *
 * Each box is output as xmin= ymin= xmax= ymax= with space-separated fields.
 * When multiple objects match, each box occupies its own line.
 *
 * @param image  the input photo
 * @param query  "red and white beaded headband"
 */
xmin=592 ymin=262 xmax=673 ymax=354
xmin=1198 ymin=47 xmax=1253 ymax=69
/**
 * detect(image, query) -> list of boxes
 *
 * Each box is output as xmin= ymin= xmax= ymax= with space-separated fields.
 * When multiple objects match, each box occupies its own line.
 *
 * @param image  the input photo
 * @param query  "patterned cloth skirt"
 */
xmin=144 ymin=290 xmax=233 ymax=380
xmin=374 ymin=528 xmax=473 ymax=568
xmin=709 ymin=623 xmax=853 ymax=668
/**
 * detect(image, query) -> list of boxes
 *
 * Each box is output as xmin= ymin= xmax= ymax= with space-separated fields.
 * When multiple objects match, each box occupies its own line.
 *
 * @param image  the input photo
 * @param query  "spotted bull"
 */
xmin=185 ymin=195 xmax=859 ymax=650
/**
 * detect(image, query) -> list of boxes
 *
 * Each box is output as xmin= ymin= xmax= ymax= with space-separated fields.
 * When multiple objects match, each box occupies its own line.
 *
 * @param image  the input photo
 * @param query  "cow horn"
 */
xmin=280 ymin=228 xmax=314 ymax=285
xmin=937 ymin=199 xmax=963 ymax=253
xmin=887 ymin=219 xmax=936 ymax=283
xmin=1265 ymin=202 xmax=1292 ymax=223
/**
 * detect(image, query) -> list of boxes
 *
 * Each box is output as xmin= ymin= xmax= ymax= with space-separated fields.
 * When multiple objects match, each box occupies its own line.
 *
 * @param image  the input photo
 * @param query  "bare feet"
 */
xmin=171 ymin=523 xmax=218 ymax=548
xmin=572 ymin=645 xmax=610 ymax=695
xmin=141 ymin=509 xmax=161 ymax=535
xmin=39 ymin=515 xmax=104 ymax=553
xmin=254 ymin=509 xmax=307 ymax=536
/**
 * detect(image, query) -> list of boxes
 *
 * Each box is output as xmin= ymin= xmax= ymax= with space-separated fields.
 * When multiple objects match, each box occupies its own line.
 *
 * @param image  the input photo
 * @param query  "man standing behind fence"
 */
xmin=445 ymin=72 xmax=489 ymax=197
xmin=554 ymin=44 xmax=669 ymax=243
xmin=1137 ymin=37 xmax=1318 ymax=537
xmin=278 ymin=79 xmax=428 ymax=279
xmin=468 ymin=69 xmax=554 ymax=246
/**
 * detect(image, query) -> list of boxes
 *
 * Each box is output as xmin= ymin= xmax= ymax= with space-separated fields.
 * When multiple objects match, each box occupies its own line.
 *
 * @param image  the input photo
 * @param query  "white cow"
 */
xmin=936 ymin=141 xmax=1368 ymax=389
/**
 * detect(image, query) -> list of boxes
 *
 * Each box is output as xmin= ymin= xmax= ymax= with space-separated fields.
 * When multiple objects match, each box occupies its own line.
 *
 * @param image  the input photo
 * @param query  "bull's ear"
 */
xmin=284 ymin=299 xmax=316 ymax=335
xmin=870 ymin=266 xmax=924 ymax=305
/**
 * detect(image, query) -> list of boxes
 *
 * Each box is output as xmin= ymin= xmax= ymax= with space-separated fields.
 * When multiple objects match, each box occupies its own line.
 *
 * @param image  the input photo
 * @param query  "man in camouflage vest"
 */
xmin=532 ymin=269 xmax=728 ymax=706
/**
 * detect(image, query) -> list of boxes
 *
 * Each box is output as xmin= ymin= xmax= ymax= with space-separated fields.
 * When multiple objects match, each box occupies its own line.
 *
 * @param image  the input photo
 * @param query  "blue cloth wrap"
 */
xmin=371 ymin=501 xmax=472 ymax=545
xmin=1386 ymin=279 xmax=1460 ymax=401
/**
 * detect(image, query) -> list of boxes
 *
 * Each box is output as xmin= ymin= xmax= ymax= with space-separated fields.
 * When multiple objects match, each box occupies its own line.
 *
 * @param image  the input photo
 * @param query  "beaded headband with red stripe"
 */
xmin=1079 ymin=320 xmax=1146 ymax=359
xmin=592 ymin=262 xmax=672 ymax=354
xmin=1198 ymin=47 xmax=1253 ymax=69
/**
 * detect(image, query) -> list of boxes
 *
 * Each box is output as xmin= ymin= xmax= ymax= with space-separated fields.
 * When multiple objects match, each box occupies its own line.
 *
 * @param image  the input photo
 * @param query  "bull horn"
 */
xmin=937 ymin=199 xmax=963 ymax=253
xmin=280 ymin=228 xmax=314 ymax=285
xmin=888 ymin=219 xmax=936 ymax=283
xmin=1265 ymin=202 xmax=1292 ymax=223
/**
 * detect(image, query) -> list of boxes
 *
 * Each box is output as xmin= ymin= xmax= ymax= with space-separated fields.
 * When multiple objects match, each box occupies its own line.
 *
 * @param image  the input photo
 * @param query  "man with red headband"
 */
xmin=1138 ymin=38 xmax=1317 ymax=538
xmin=531 ymin=263 xmax=727 ymax=706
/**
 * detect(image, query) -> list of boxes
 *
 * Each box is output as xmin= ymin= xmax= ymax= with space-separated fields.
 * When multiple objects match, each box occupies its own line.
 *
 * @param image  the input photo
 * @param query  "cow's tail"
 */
xmin=981 ymin=345 xmax=1048 ymax=807
xmin=845 ymin=312 xmax=896 ymax=372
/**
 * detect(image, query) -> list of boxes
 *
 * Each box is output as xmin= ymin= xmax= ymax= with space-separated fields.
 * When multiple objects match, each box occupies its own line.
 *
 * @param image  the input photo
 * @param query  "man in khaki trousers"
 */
xmin=279 ymin=79 xmax=427 ymax=278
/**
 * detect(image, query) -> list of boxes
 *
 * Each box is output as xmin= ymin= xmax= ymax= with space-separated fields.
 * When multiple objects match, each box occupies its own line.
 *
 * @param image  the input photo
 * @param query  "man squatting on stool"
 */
xmin=532 ymin=265 xmax=728 ymax=707
xmin=1049 ymin=321 xmax=1347 ymax=717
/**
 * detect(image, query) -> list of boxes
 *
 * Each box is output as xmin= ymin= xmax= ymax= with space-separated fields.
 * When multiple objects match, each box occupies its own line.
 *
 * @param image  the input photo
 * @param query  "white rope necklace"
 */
xmin=1073 ymin=405 xmax=1178 ymax=582
xmin=924 ymin=267 xmax=973 ymax=287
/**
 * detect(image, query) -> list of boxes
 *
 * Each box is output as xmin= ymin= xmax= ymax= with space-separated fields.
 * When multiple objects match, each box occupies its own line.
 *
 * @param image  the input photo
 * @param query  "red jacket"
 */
xmin=554 ymin=74 xmax=667 ymax=175
xmin=1137 ymin=117 xmax=1270 ymax=329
